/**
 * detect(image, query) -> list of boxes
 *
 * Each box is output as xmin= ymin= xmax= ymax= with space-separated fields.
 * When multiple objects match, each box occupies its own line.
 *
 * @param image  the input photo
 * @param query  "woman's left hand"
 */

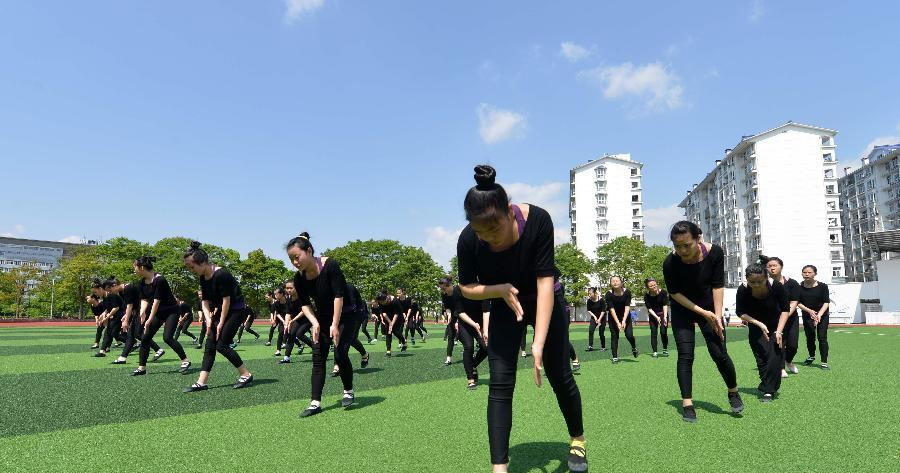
xmin=531 ymin=341 xmax=544 ymax=387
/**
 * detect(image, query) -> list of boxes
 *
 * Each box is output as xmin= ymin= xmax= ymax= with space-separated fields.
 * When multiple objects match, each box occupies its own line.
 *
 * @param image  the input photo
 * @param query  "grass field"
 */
xmin=1 ymin=323 xmax=898 ymax=472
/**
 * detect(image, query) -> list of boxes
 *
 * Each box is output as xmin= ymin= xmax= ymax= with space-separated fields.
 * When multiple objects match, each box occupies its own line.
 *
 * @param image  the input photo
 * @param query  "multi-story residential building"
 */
xmin=680 ymin=122 xmax=843 ymax=286
xmin=569 ymin=154 xmax=644 ymax=258
xmin=839 ymin=143 xmax=900 ymax=281
xmin=0 ymin=237 xmax=88 ymax=289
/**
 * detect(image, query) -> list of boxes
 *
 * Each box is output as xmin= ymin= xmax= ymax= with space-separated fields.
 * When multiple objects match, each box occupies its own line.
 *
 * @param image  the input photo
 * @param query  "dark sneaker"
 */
xmin=612 ymin=357 xmax=619 ymax=364
xmin=662 ymin=350 xmax=669 ymax=357
xmin=599 ymin=347 xmax=607 ymax=352
xmin=233 ymin=374 xmax=253 ymax=389
xmin=568 ymin=441 xmax=588 ymax=472
xmin=178 ymin=361 xmax=191 ymax=374
xmin=152 ymin=350 xmax=165 ymax=362
xmin=585 ymin=346 xmax=594 ymax=352
xmin=330 ymin=368 xmax=340 ymax=378
xmin=90 ymin=343 xmax=99 ymax=349
xmin=265 ymin=342 xmax=272 ymax=346
xmin=728 ymin=392 xmax=745 ymax=413
xmin=277 ymin=357 xmax=291 ymax=364
xmin=341 ymin=392 xmax=355 ymax=408
xmin=195 ymin=344 xmax=202 ymax=349
xmin=821 ymin=363 xmax=830 ymax=370
xmin=760 ymin=393 xmax=774 ymax=403
xmin=183 ymin=383 xmax=208 ymax=393
xmin=682 ymin=405 xmax=697 ymax=423
xmin=803 ymin=356 xmax=815 ymax=366
xmin=110 ymin=358 xmax=127 ymax=365
xmin=300 ymin=404 xmax=322 ymax=418
xmin=385 ymin=352 xmax=392 ymax=358
xmin=361 ymin=354 xmax=369 ymax=368
xmin=131 ymin=368 xmax=146 ymax=376
xmin=572 ymin=361 xmax=581 ymax=371
xmin=443 ymin=359 xmax=451 ymax=366
xmin=93 ymin=352 xmax=107 ymax=358
xmin=632 ymin=348 xmax=639 ymax=358
xmin=401 ymin=344 xmax=408 ymax=352
xmin=298 ymin=346 xmax=305 ymax=356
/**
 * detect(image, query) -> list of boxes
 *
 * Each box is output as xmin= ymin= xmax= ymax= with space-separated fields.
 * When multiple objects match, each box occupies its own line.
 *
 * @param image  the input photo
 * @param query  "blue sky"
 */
xmin=2 ymin=1 xmax=899 ymax=268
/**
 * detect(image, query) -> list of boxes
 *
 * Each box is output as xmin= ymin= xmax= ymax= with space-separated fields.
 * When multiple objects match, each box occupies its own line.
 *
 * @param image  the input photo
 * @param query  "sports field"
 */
xmin=1 ymin=323 xmax=897 ymax=472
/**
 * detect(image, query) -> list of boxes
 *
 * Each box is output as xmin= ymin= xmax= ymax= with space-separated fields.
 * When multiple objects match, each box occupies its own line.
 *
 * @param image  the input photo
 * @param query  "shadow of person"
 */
xmin=665 ymin=399 xmax=739 ymax=417
xmin=321 ymin=395 xmax=387 ymax=413
xmin=508 ymin=441 xmax=569 ymax=473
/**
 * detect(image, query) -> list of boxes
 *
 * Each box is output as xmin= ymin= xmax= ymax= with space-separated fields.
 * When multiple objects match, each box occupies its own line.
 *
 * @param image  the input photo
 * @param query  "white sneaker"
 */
xmin=788 ymin=364 xmax=799 ymax=374
xmin=781 ymin=370 xmax=788 ymax=378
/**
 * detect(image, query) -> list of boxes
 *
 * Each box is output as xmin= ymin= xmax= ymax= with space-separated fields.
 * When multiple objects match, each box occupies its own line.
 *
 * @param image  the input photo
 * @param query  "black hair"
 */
xmin=101 ymin=275 xmax=119 ymax=289
xmin=183 ymin=240 xmax=209 ymax=264
xmin=285 ymin=232 xmax=314 ymax=253
xmin=464 ymin=165 xmax=510 ymax=222
xmin=802 ymin=264 xmax=818 ymax=274
xmin=134 ymin=256 xmax=156 ymax=270
xmin=375 ymin=289 xmax=389 ymax=302
xmin=588 ymin=286 xmax=597 ymax=293
xmin=266 ymin=291 xmax=274 ymax=297
xmin=745 ymin=254 xmax=770 ymax=279
xmin=644 ymin=278 xmax=657 ymax=287
xmin=767 ymin=256 xmax=784 ymax=268
xmin=91 ymin=278 xmax=103 ymax=289
xmin=89 ymin=294 xmax=99 ymax=301
xmin=610 ymin=275 xmax=624 ymax=285
xmin=438 ymin=276 xmax=452 ymax=286
xmin=669 ymin=220 xmax=702 ymax=241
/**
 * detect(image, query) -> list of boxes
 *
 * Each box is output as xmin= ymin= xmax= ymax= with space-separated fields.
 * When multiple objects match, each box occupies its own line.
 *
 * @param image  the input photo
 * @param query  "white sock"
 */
xmin=343 ymin=389 xmax=354 ymax=395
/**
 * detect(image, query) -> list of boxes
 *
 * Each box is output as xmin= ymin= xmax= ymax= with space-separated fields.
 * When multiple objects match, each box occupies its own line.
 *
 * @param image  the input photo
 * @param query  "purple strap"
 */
xmin=699 ymin=243 xmax=709 ymax=258
xmin=511 ymin=204 xmax=526 ymax=236
xmin=315 ymin=257 xmax=324 ymax=273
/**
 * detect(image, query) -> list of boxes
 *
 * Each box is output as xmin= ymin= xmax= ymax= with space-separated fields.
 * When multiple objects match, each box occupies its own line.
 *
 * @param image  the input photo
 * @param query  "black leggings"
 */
xmin=237 ymin=313 xmax=259 ymax=341
xmin=360 ymin=318 xmax=372 ymax=342
xmin=285 ymin=319 xmax=314 ymax=356
xmin=121 ymin=316 xmax=159 ymax=358
xmin=101 ymin=318 xmax=126 ymax=351
xmin=445 ymin=319 xmax=457 ymax=357
xmin=610 ymin=317 xmax=636 ymax=358
xmin=802 ymin=314 xmax=829 ymax=362
xmin=200 ymin=310 xmax=246 ymax=372
xmin=197 ymin=318 xmax=207 ymax=347
xmin=268 ymin=320 xmax=284 ymax=347
xmin=520 ymin=326 xmax=528 ymax=352
xmin=671 ymin=309 xmax=737 ymax=399
xmin=138 ymin=309 xmax=188 ymax=366
xmin=386 ymin=320 xmax=406 ymax=351
xmin=649 ymin=318 xmax=669 ymax=352
xmin=487 ymin=292 xmax=583 ymax=465
xmin=748 ymin=324 xmax=783 ymax=394
xmin=345 ymin=313 xmax=367 ymax=357
xmin=94 ymin=324 xmax=105 ymax=344
xmin=312 ymin=316 xmax=354 ymax=401
xmin=176 ymin=318 xmax=196 ymax=341
xmin=782 ymin=315 xmax=799 ymax=365
xmin=587 ymin=315 xmax=606 ymax=348
xmin=459 ymin=319 xmax=487 ymax=380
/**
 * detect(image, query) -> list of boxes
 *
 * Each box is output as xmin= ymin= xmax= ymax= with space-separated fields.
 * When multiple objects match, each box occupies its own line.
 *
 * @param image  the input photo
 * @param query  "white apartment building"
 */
xmin=839 ymin=143 xmax=900 ymax=281
xmin=569 ymin=153 xmax=644 ymax=258
xmin=679 ymin=122 xmax=844 ymax=287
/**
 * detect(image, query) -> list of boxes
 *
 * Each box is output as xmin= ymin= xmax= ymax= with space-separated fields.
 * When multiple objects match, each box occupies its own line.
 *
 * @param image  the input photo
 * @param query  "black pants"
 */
xmin=782 ymin=315 xmax=799 ymax=365
xmin=312 ymin=316 xmax=354 ymax=401
xmin=285 ymin=319 xmax=314 ymax=356
xmin=237 ymin=313 xmax=259 ymax=342
xmin=121 ymin=315 xmax=159 ymax=358
xmin=520 ymin=326 xmax=528 ymax=352
xmin=610 ymin=317 xmax=636 ymax=358
xmin=200 ymin=310 xmax=246 ymax=372
xmin=345 ymin=313 xmax=367 ymax=357
xmin=175 ymin=318 xmax=196 ymax=341
xmin=138 ymin=309 xmax=188 ymax=365
xmin=445 ymin=319 xmax=457 ymax=357
xmin=802 ymin=314 xmax=829 ymax=362
xmin=268 ymin=320 xmax=284 ymax=347
xmin=197 ymin=318 xmax=207 ymax=347
xmin=459 ymin=318 xmax=487 ymax=380
xmin=94 ymin=324 xmax=104 ymax=344
xmin=649 ymin=318 xmax=669 ymax=352
xmin=101 ymin=318 xmax=126 ymax=351
xmin=404 ymin=320 xmax=416 ymax=341
xmin=671 ymin=308 xmax=737 ymax=399
xmin=487 ymin=292 xmax=583 ymax=465
xmin=360 ymin=318 xmax=372 ymax=342
xmin=386 ymin=320 xmax=406 ymax=351
xmin=747 ymin=324 xmax=783 ymax=394
xmin=587 ymin=316 xmax=607 ymax=349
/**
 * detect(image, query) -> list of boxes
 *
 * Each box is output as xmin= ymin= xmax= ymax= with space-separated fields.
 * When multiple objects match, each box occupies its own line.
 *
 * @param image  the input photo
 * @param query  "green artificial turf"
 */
xmin=1 ymin=324 xmax=898 ymax=472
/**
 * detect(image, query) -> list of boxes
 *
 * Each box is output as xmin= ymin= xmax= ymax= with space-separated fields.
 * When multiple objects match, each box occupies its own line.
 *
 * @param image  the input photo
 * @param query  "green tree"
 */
xmin=54 ymin=246 xmax=102 ymax=318
xmin=594 ymin=237 xmax=650 ymax=293
xmin=554 ymin=243 xmax=592 ymax=308
xmin=643 ymin=245 xmax=671 ymax=292
xmin=448 ymin=255 xmax=458 ymax=281
xmin=238 ymin=249 xmax=293 ymax=314
xmin=95 ymin=237 xmax=151 ymax=284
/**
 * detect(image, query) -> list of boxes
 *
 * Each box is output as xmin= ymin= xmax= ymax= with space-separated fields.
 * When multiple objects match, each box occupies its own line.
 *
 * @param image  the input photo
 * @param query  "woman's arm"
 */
xmin=460 ymin=283 xmax=523 ymax=320
xmin=739 ymin=313 xmax=770 ymax=340
xmin=531 ymin=276 xmax=555 ymax=387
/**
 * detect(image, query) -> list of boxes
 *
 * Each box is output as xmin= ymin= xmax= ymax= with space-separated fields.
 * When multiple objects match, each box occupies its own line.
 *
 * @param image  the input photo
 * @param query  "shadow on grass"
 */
xmin=356 ymin=367 xmax=384 ymax=374
xmin=665 ymin=399 xmax=742 ymax=418
xmin=207 ymin=377 xmax=278 ymax=390
xmin=321 ymin=395 xmax=386 ymax=413
xmin=508 ymin=441 xmax=570 ymax=473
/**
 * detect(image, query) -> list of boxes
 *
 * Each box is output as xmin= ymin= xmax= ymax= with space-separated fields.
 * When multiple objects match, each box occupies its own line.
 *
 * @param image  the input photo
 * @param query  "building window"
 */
xmin=826 ymin=185 xmax=835 ymax=194
xmin=598 ymin=233 xmax=609 ymax=243
xmin=824 ymin=169 xmax=834 ymax=179
xmin=596 ymin=206 xmax=607 ymax=217
xmin=631 ymin=194 xmax=639 ymax=203
xmin=829 ymin=233 xmax=840 ymax=243
xmin=595 ymin=181 xmax=606 ymax=190
xmin=832 ymin=267 xmax=842 ymax=277
xmin=831 ymin=250 xmax=842 ymax=260
xmin=631 ymin=181 xmax=639 ymax=189
xmin=596 ymin=194 xmax=607 ymax=204
xmin=630 ymin=168 xmax=638 ymax=176
xmin=821 ymin=136 xmax=832 ymax=146
xmin=595 ymin=166 xmax=606 ymax=177
xmin=828 ymin=218 xmax=838 ymax=227
xmin=632 ymin=208 xmax=639 ymax=216
xmin=827 ymin=201 xmax=836 ymax=210
xmin=632 ymin=222 xmax=641 ymax=230
xmin=823 ymin=153 xmax=834 ymax=162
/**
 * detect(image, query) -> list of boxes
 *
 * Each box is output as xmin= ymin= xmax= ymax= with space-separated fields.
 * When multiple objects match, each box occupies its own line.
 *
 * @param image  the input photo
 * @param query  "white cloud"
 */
xmin=284 ymin=0 xmax=325 ymax=24
xmin=578 ymin=62 xmax=685 ymax=113
xmin=749 ymin=0 xmax=765 ymax=23
xmin=476 ymin=104 xmax=527 ymax=144
xmin=642 ymin=204 xmax=684 ymax=245
xmin=424 ymin=226 xmax=462 ymax=270
xmin=857 ymin=136 xmax=900 ymax=161
xmin=1 ymin=224 xmax=25 ymax=238
xmin=58 ymin=235 xmax=83 ymax=244
xmin=559 ymin=41 xmax=594 ymax=63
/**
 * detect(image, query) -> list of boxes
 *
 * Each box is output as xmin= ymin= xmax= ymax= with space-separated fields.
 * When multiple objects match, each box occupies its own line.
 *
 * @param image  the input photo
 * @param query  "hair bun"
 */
xmin=298 ymin=232 xmax=310 ymax=240
xmin=758 ymin=254 xmax=770 ymax=266
xmin=190 ymin=241 xmax=202 ymax=250
xmin=473 ymin=165 xmax=496 ymax=189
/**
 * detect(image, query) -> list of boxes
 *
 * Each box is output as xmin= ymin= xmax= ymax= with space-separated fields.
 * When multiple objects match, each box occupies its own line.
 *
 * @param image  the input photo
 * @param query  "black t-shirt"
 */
xmin=736 ymin=281 xmax=790 ymax=330
xmin=398 ymin=297 xmax=412 ymax=316
xmin=380 ymin=298 xmax=406 ymax=325
xmin=122 ymin=283 xmax=141 ymax=315
xmin=457 ymin=205 xmax=560 ymax=303
xmin=139 ymin=274 xmax=178 ymax=311
xmin=178 ymin=302 xmax=193 ymax=318
xmin=663 ymin=244 xmax=725 ymax=314
xmin=200 ymin=267 xmax=246 ymax=313
xmin=287 ymin=296 xmax=304 ymax=317
xmin=90 ymin=301 xmax=104 ymax=317
xmin=293 ymin=258 xmax=348 ymax=322
xmin=643 ymin=290 xmax=669 ymax=314
xmin=273 ymin=300 xmax=288 ymax=318
xmin=780 ymin=278 xmax=801 ymax=302
xmin=586 ymin=297 xmax=606 ymax=316
xmin=797 ymin=282 xmax=830 ymax=316
xmin=604 ymin=289 xmax=632 ymax=319
xmin=102 ymin=293 xmax=125 ymax=319
xmin=441 ymin=286 xmax=481 ymax=322
xmin=344 ymin=284 xmax=365 ymax=316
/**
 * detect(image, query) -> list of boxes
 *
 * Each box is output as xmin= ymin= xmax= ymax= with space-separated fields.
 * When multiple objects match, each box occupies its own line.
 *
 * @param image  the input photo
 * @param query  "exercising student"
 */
xmin=106 ymin=277 xmax=159 ymax=364
xmin=94 ymin=279 xmax=126 ymax=357
xmin=174 ymin=298 xmax=198 ymax=344
xmin=797 ymin=265 xmax=831 ymax=370
xmin=643 ymin=278 xmax=670 ymax=357
xmin=270 ymin=287 xmax=289 ymax=355
xmin=376 ymin=289 xmax=408 ymax=356
xmin=439 ymin=277 xmax=461 ymax=365
xmin=585 ymin=287 xmax=607 ymax=352
xmin=279 ymin=280 xmax=316 ymax=364
xmin=765 ymin=256 xmax=800 ymax=376
xmin=605 ymin=276 xmax=638 ymax=363
xmin=130 ymin=256 xmax=191 ymax=376
xmin=235 ymin=306 xmax=261 ymax=345
xmin=89 ymin=294 xmax=105 ymax=349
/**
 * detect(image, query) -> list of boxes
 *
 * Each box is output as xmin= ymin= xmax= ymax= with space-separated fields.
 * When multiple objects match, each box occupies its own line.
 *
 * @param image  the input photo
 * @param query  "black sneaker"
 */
xmin=821 ymin=363 xmax=830 ymax=370
xmin=274 ymin=351 xmax=281 ymax=357
xmin=265 ymin=341 xmax=272 ymax=346
xmin=330 ymin=368 xmax=340 ymax=378
xmin=385 ymin=352 xmax=392 ymax=357
xmin=682 ymin=405 xmax=697 ymax=423
xmin=662 ymin=350 xmax=670 ymax=357
xmin=567 ymin=441 xmax=588 ymax=472
xmin=131 ymin=368 xmax=146 ymax=376
xmin=341 ymin=392 xmax=355 ymax=408
xmin=90 ymin=343 xmax=99 ymax=349
xmin=195 ymin=344 xmax=202 ymax=349
xmin=443 ymin=360 xmax=451 ymax=366
xmin=760 ymin=393 xmax=774 ymax=403
xmin=278 ymin=357 xmax=291 ymax=364
xmin=728 ymin=392 xmax=745 ymax=413
xmin=233 ymin=373 xmax=253 ymax=389
xmin=178 ymin=361 xmax=191 ymax=374
xmin=361 ymin=354 xmax=369 ymax=368
xmin=152 ymin=350 xmax=165 ymax=362
xmin=652 ymin=352 xmax=659 ymax=358
xmin=585 ymin=346 xmax=594 ymax=352
xmin=229 ymin=343 xmax=237 ymax=349
xmin=401 ymin=344 xmax=408 ymax=352
xmin=411 ymin=338 xmax=416 ymax=345
xmin=93 ymin=352 xmax=107 ymax=358
xmin=110 ymin=358 xmax=126 ymax=364
xmin=298 ymin=346 xmax=306 ymax=355
xmin=300 ymin=404 xmax=322 ymax=418
xmin=803 ymin=356 xmax=815 ymax=366
xmin=183 ymin=383 xmax=208 ymax=393
xmin=572 ymin=361 xmax=581 ymax=371
xmin=599 ymin=347 xmax=607 ymax=352
xmin=612 ymin=357 xmax=619 ymax=364
xmin=114 ymin=342 xmax=123 ymax=348
xmin=632 ymin=348 xmax=639 ymax=358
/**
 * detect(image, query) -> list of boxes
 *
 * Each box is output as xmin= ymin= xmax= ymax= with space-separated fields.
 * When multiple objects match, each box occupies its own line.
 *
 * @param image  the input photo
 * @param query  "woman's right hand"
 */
xmin=500 ymin=284 xmax=524 ymax=321
xmin=311 ymin=322 xmax=320 ymax=342
xmin=704 ymin=310 xmax=725 ymax=341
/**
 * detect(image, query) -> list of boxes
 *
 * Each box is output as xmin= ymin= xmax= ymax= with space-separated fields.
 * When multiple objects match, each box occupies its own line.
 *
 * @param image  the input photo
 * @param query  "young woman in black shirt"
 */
xmin=643 ymin=278 xmax=670 ymax=357
xmin=131 ymin=256 xmax=192 ymax=376
xmin=440 ymin=278 xmax=488 ymax=389
xmin=410 ymin=298 xmax=427 ymax=340
xmin=376 ymin=290 xmax=409 ymax=356
xmin=585 ymin=287 xmax=607 ymax=352
xmin=269 ymin=287 xmax=289 ymax=355
xmin=736 ymin=259 xmax=791 ymax=401
xmin=765 ymin=256 xmax=800 ymax=376
xmin=605 ymin=276 xmax=638 ymax=363
xmin=440 ymin=277 xmax=461 ymax=365
xmin=662 ymin=221 xmax=742 ymax=422
xmin=331 ymin=284 xmax=371 ymax=377
xmin=93 ymin=279 xmax=126 ymax=357
xmin=105 ymin=277 xmax=159 ymax=364
xmin=456 ymin=166 xmax=586 ymax=473
xmin=174 ymin=298 xmax=198 ymax=345
xmin=235 ymin=306 xmax=261 ymax=345
xmin=279 ymin=280 xmax=315 ymax=363
xmin=286 ymin=232 xmax=360 ymax=416
xmin=797 ymin=265 xmax=831 ymax=370
xmin=88 ymin=292 xmax=105 ymax=349
xmin=182 ymin=242 xmax=254 ymax=392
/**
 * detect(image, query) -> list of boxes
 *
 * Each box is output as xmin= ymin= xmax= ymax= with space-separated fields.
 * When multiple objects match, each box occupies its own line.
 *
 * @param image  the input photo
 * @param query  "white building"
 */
xmin=679 ymin=122 xmax=844 ymax=287
xmin=839 ymin=143 xmax=900 ymax=281
xmin=569 ymin=153 xmax=644 ymax=258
